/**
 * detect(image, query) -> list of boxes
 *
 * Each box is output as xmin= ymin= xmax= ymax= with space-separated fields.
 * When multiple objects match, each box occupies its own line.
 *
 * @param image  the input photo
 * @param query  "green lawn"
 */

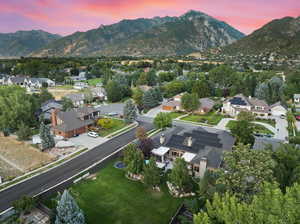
xmin=169 ymin=111 xmax=186 ymax=119
xmin=99 ymin=119 xmax=127 ymax=137
xmin=86 ymin=78 xmax=102 ymax=86
xmin=43 ymin=161 xmax=182 ymax=224
xmin=226 ymin=120 xmax=274 ymax=135
xmin=255 ymin=118 xmax=276 ymax=127
xmin=181 ymin=112 xmax=224 ymax=125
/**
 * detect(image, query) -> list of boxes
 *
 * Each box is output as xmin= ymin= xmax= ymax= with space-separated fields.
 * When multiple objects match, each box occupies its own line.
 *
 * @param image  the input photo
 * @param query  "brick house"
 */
xmin=51 ymin=107 xmax=100 ymax=138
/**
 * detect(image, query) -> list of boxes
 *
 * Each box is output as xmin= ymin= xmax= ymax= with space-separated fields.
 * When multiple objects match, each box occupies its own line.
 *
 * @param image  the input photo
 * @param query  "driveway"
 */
xmin=274 ymin=117 xmax=289 ymax=141
xmin=95 ymin=103 xmax=125 ymax=116
xmin=69 ymin=133 xmax=108 ymax=149
xmin=296 ymin=121 xmax=300 ymax=132
xmin=215 ymin=118 xmax=234 ymax=130
xmin=144 ymin=105 xmax=169 ymax=118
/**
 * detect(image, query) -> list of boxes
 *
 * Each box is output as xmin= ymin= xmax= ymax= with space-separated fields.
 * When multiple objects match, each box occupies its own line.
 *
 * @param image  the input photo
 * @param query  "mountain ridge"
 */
xmin=31 ymin=10 xmax=245 ymax=57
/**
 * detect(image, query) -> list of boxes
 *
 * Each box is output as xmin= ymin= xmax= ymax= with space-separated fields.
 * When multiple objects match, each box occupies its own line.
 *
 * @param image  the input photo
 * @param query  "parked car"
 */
xmin=295 ymin=115 xmax=300 ymax=121
xmin=280 ymin=114 xmax=286 ymax=119
xmin=107 ymin=112 xmax=118 ymax=116
xmin=88 ymin=132 xmax=99 ymax=138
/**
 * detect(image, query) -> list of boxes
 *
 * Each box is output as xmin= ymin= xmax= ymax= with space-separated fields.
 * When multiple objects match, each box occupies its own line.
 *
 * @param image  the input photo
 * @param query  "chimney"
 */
xmin=187 ymin=137 xmax=193 ymax=147
xmin=160 ymin=134 xmax=165 ymax=145
xmin=51 ymin=109 xmax=58 ymax=127
xmin=199 ymin=157 xmax=207 ymax=178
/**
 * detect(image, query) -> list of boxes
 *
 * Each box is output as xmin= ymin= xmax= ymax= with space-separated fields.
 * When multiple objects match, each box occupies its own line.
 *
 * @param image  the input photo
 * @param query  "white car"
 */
xmin=88 ymin=132 xmax=99 ymax=138
xmin=107 ymin=112 xmax=118 ymax=116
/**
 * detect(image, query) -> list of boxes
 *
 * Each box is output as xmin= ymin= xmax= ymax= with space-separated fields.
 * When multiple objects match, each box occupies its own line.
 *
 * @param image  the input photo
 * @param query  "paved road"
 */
xmin=0 ymin=121 xmax=153 ymax=213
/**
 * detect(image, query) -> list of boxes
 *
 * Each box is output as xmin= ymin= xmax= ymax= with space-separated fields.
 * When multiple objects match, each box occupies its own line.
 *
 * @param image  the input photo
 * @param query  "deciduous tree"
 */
xmin=153 ymin=112 xmax=172 ymax=130
xmin=123 ymin=99 xmax=137 ymax=124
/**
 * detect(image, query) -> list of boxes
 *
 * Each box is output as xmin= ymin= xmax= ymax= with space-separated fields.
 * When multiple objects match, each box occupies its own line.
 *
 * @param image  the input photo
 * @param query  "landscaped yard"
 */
xmin=0 ymin=136 xmax=55 ymax=174
xmin=43 ymin=161 xmax=183 ymax=224
xmin=86 ymin=78 xmax=102 ymax=86
xmin=226 ymin=121 xmax=274 ymax=135
xmin=99 ymin=119 xmax=127 ymax=137
xmin=181 ymin=112 xmax=224 ymax=125
xmin=169 ymin=111 xmax=186 ymax=119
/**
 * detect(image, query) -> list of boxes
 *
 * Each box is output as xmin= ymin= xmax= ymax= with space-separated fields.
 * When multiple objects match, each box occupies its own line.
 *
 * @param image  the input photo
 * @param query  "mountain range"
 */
xmin=223 ymin=16 xmax=300 ymax=55
xmin=0 ymin=11 xmax=299 ymax=57
xmin=0 ymin=30 xmax=61 ymax=57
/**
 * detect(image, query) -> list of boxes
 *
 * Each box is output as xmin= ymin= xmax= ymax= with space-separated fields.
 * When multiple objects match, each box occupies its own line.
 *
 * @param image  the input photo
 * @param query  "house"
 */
xmin=151 ymin=127 xmax=235 ymax=177
xmin=223 ymin=94 xmax=269 ymax=117
xmin=51 ymin=106 xmax=100 ymax=138
xmin=7 ymin=76 xmax=27 ymax=87
xmin=27 ymin=78 xmax=55 ymax=88
xmin=40 ymin=99 xmax=63 ymax=120
xmin=70 ymin=72 xmax=87 ymax=82
xmin=162 ymin=93 xmax=215 ymax=114
xmin=270 ymin=102 xmax=287 ymax=116
xmin=73 ymin=82 xmax=88 ymax=90
xmin=252 ymin=137 xmax=283 ymax=151
xmin=65 ymin=93 xmax=86 ymax=106
xmin=162 ymin=93 xmax=184 ymax=111
xmin=91 ymin=87 xmax=107 ymax=101
xmin=0 ymin=74 xmax=9 ymax=85
xmin=196 ymin=98 xmax=216 ymax=114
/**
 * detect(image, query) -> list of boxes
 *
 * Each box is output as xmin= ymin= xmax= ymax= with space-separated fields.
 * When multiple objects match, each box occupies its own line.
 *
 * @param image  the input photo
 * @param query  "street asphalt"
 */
xmin=0 ymin=121 xmax=153 ymax=213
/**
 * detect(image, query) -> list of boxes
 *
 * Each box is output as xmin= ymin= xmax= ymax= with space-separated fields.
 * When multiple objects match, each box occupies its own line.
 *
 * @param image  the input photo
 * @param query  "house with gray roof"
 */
xmin=40 ymin=99 xmax=62 ymax=120
xmin=51 ymin=106 xmax=100 ymax=138
xmin=223 ymin=94 xmax=269 ymax=117
xmin=151 ymin=127 xmax=235 ymax=177
xmin=65 ymin=93 xmax=86 ymax=106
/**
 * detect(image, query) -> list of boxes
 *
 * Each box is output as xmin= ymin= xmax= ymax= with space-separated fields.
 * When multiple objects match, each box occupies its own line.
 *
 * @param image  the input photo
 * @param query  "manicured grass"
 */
xmin=169 ymin=111 xmax=186 ymax=119
xmin=44 ymin=161 xmax=183 ymax=224
xmin=99 ymin=119 xmax=127 ymax=137
xmin=181 ymin=112 xmax=224 ymax=125
xmin=52 ymin=85 xmax=74 ymax=89
xmin=226 ymin=121 xmax=274 ymax=135
xmin=255 ymin=118 xmax=276 ymax=127
xmin=86 ymin=78 xmax=102 ymax=86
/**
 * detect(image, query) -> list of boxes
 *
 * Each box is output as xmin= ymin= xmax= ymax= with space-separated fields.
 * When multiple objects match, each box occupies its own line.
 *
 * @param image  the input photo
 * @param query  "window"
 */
xmin=194 ymin=166 xmax=199 ymax=172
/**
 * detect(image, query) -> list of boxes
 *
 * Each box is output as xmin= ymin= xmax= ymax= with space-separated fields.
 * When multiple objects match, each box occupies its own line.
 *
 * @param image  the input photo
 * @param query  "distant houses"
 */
xmin=222 ymin=94 xmax=287 ymax=117
xmin=162 ymin=93 xmax=216 ymax=114
xmin=294 ymin=94 xmax=300 ymax=112
xmin=0 ymin=75 xmax=55 ymax=89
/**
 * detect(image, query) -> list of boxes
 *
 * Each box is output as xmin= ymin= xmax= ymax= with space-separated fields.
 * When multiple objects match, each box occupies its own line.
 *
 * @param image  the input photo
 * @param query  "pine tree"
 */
xmin=123 ymin=99 xmax=137 ymax=124
xmin=55 ymin=190 xmax=85 ymax=224
xmin=40 ymin=121 xmax=55 ymax=150
xmin=143 ymin=157 xmax=161 ymax=188
xmin=143 ymin=89 xmax=157 ymax=110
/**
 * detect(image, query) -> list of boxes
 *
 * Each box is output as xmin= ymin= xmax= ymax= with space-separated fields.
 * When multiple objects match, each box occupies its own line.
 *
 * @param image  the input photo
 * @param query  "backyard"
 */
xmin=181 ymin=112 xmax=225 ymax=125
xmin=226 ymin=121 xmax=274 ymax=135
xmin=86 ymin=78 xmax=102 ymax=86
xmin=43 ymin=161 xmax=183 ymax=224
xmin=0 ymin=136 xmax=55 ymax=180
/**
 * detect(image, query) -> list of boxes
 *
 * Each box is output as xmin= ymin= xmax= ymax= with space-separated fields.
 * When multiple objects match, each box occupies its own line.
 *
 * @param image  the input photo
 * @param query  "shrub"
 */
xmin=16 ymin=123 xmax=32 ymax=141
xmin=289 ymin=136 xmax=300 ymax=144
xmin=97 ymin=118 xmax=114 ymax=129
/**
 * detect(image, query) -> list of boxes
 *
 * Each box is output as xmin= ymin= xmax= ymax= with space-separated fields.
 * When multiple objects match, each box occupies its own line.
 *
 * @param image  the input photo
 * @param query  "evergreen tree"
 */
xmin=169 ymin=158 xmax=192 ymax=192
xmin=105 ymin=80 xmax=122 ymax=102
xmin=40 ymin=121 xmax=55 ymax=150
xmin=55 ymin=190 xmax=85 ymax=224
xmin=143 ymin=157 xmax=161 ymax=188
xmin=123 ymin=99 xmax=137 ymax=124
xmin=143 ymin=89 xmax=157 ymax=110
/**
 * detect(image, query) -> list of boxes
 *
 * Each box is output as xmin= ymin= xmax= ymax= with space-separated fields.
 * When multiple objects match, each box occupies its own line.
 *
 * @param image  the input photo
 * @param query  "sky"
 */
xmin=0 ymin=0 xmax=299 ymax=36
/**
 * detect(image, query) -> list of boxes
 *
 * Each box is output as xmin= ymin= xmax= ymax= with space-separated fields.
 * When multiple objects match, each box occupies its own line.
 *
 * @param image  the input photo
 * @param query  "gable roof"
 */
xmin=228 ymin=94 xmax=251 ymax=106
xmin=270 ymin=102 xmax=287 ymax=110
xmin=164 ymin=127 xmax=235 ymax=168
